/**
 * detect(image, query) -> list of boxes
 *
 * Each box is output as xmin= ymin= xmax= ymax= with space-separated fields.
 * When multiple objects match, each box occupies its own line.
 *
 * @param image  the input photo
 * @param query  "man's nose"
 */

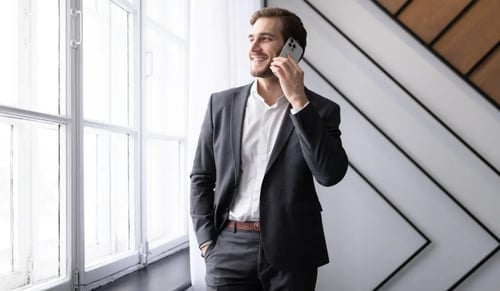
xmin=249 ymin=40 xmax=260 ymax=51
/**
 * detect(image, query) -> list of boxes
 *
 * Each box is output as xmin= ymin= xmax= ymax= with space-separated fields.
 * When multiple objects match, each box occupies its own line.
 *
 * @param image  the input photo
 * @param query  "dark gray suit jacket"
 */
xmin=190 ymin=82 xmax=348 ymax=271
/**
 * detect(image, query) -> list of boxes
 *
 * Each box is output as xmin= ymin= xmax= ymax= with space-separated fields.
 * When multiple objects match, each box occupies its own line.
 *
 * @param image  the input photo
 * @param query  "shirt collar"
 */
xmin=250 ymin=80 xmax=287 ymax=107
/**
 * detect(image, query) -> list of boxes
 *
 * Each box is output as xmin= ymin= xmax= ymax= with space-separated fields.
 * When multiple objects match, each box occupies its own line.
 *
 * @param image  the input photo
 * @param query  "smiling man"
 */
xmin=190 ymin=7 xmax=348 ymax=291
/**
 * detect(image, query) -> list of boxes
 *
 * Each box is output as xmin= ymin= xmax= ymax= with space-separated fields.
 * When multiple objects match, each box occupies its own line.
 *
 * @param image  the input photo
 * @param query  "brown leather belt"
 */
xmin=225 ymin=220 xmax=260 ymax=232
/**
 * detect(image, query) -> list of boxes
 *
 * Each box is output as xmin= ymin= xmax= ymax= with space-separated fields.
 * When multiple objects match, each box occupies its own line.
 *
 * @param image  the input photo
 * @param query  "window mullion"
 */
xmin=70 ymin=0 xmax=85 ymax=283
xmin=9 ymin=125 xmax=15 ymax=275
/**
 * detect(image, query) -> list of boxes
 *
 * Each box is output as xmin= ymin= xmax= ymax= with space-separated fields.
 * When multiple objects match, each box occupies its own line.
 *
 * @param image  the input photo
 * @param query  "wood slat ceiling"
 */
xmin=375 ymin=0 xmax=500 ymax=108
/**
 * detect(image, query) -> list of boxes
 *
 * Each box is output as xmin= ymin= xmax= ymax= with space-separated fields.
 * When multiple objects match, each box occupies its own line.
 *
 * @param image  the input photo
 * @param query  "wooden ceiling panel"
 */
xmin=433 ymin=1 xmax=500 ymax=74
xmin=470 ymin=46 xmax=500 ymax=106
xmin=376 ymin=0 xmax=408 ymax=15
xmin=398 ymin=0 xmax=471 ymax=43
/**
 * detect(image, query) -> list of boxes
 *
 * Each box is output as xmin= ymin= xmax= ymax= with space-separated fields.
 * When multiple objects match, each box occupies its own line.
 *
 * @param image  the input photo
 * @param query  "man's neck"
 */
xmin=256 ymin=77 xmax=283 ymax=106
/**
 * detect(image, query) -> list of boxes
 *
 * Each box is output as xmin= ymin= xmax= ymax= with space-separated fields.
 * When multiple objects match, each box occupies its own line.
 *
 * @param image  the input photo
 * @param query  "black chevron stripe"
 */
xmin=346 ymin=162 xmax=431 ymax=290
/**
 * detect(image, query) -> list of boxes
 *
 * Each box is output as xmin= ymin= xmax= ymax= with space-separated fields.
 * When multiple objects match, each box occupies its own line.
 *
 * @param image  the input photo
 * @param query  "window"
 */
xmin=143 ymin=0 xmax=188 ymax=249
xmin=0 ymin=1 xmax=67 ymax=290
xmin=0 ymin=120 xmax=66 ymax=291
xmin=82 ymin=0 xmax=136 ymax=269
xmin=0 ymin=0 xmax=189 ymax=290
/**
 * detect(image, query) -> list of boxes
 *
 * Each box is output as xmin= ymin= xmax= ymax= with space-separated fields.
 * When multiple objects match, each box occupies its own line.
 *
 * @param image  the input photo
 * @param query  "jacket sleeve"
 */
xmin=290 ymin=97 xmax=348 ymax=186
xmin=190 ymin=96 xmax=217 ymax=247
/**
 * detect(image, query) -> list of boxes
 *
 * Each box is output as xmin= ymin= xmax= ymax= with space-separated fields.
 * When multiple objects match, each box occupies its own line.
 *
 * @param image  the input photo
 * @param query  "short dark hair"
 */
xmin=250 ymin=7 xmax=307 ymax=53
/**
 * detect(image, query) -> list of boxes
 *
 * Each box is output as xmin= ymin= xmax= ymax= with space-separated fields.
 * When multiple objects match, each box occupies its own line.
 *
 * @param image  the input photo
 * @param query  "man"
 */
xmin=190 ymin=7 xmax=348 ymax=290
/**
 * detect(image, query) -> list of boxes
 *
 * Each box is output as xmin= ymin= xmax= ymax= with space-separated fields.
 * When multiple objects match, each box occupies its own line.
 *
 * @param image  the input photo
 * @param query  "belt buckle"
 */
xmin=253 ymin=221 xmax=260 ymax=231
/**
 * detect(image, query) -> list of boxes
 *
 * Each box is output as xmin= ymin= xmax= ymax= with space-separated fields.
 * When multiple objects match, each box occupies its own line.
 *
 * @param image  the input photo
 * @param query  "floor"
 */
xmin=95 ymin=248 xmax=191 ymax=291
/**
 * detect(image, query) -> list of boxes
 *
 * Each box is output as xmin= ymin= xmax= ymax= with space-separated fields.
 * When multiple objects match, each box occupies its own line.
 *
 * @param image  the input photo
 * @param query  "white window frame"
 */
xmin=0 ymin=0 xmax=70 ymax=290
xmin=0 ymin=0 xmax=190 ymax=290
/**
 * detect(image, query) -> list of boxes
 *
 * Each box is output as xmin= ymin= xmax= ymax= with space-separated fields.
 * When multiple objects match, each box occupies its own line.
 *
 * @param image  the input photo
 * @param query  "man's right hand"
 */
xmin=201 ymin=243 xmax=211 ymax=257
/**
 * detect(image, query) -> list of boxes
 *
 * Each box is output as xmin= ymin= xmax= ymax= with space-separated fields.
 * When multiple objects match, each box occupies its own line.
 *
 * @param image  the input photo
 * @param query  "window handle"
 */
xmin=71 ymin=9 xmax=82 ymax=48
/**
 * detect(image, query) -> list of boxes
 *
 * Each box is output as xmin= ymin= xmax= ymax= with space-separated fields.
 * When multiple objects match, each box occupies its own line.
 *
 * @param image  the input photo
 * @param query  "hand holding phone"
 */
xmin=279 ymin=37 xmax=303 ymax=63
xmin=272 ymin=37 xmax=307 ymax=108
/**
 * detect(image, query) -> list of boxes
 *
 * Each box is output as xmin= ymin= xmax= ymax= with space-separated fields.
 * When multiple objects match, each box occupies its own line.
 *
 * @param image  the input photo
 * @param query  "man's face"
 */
xmin=248 ymin=17 xmax=285 ymax=78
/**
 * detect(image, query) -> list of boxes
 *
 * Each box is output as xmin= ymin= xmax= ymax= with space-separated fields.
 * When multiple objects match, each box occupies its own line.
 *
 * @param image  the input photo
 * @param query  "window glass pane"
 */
xmin=0 ymin=1 xmax=19 ymax=107
xmin=145 ymin=1 xmax=186 ymax=38
xmin=33 ymin=1 xmax=63 ymax=114
xmin=144 ymin=28 xmax=187 ymax=136
xmin=0 ymin=1 xmax=63 ymax=115
xmin=146 ymin=139 xmax=187 ymax=243
xmin=83 ymin=1 xmax=134 ymax=126
xmin=143 ymin=0 xmax=189 ymax=247
xmin=0 ymin=118 xmax=65 ymax=289
xmin=84 ymin=128 xmax=135 ymax=267
xmin=30 ymin=123 xmax=66 ymax=282
xmin=0 ymin=124 xmax=12 ymax=276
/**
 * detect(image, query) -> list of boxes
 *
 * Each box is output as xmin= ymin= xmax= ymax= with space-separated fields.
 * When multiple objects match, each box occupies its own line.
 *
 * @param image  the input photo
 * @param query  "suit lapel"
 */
xmin=267 ymin=88 xmax=312 ymax=172
xmin=231 ymin=84 xmax=252 ymax=182
xmin=266 ymin=105 xmax=294 ymax=173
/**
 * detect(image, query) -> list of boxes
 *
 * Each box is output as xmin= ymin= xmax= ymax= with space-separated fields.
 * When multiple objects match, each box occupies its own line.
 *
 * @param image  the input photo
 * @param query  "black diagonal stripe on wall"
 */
xmin=346 ymin=162 xmax=431 ymax=290
xmin=304 ymin=57 xmax=500 ymax=290
xmin=371 ymin=0 xmax=500 ymax=111
xmin=449 ymin=245 xmax=500 ymax=290
xmin=304 ymin=0 xmax=499 ymax=177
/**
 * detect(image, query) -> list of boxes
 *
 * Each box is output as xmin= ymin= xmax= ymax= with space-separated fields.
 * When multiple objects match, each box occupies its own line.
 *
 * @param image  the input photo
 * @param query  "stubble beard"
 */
xmin=251 ymin=65 xmax=274 ymax=78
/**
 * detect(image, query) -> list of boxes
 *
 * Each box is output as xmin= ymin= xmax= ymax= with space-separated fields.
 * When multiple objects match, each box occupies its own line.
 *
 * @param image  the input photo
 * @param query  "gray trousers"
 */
xmin=204 ymin=228 xmax=317 ymax=291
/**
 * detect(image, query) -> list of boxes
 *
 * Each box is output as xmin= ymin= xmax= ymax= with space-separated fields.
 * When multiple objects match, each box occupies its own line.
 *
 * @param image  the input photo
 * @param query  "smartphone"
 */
xmin=279 ymin=37 xmax=303 ymax=62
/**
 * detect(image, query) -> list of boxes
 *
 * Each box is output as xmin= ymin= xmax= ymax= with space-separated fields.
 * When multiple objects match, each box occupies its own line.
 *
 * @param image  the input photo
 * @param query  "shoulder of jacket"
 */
xmin=212 ymin=83 xmax=252 ymax=99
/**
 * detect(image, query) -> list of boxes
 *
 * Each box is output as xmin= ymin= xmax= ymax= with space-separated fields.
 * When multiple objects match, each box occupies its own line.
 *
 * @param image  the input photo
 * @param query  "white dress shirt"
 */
xmin=229 ymin=81 xmax=308 ymax=222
